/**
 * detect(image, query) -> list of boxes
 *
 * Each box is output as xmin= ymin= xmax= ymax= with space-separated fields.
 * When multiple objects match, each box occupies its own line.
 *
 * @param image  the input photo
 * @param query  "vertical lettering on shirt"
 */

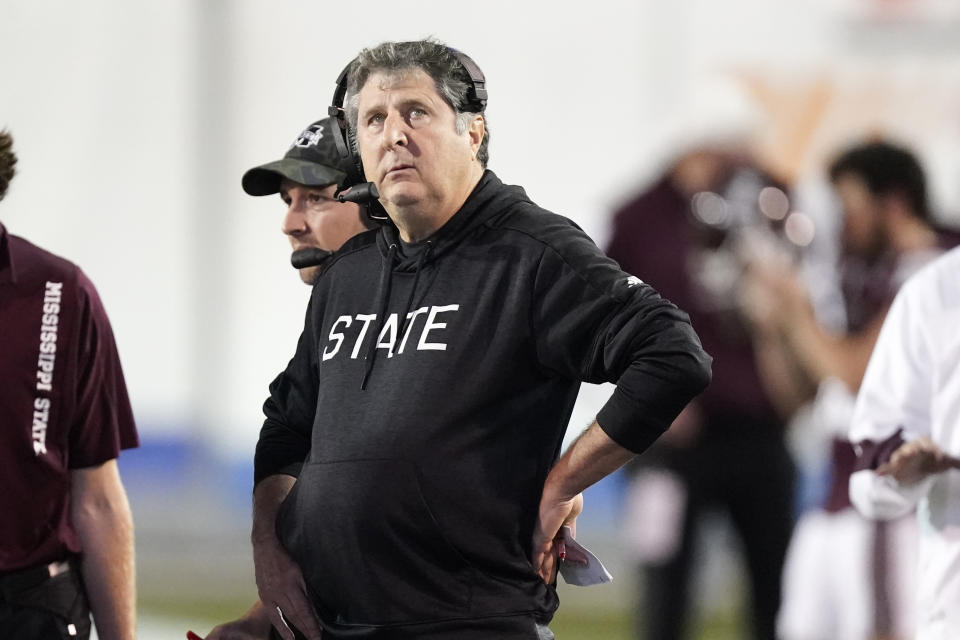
xmin=398 ymin=307 xmax=429 ymax=354
xmin=32 ymin=398 xmax=50 ymax=456
xmin=322 ymin=316 xmax=352 ymax=361
xmin=418 ymin=304 xmax=460 ymax=351
xmin=351 ymin=314 xmax=377 ymax=359
xmin=376 ymin=313 xmax=399 ymax=358
xmin=33 ymin=281 xmax=62 ymax=456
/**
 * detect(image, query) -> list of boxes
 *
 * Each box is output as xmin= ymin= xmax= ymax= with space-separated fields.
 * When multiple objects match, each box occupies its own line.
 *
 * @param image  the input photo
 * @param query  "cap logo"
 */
xmin=291 ymin=123 xmax=324 ymax=149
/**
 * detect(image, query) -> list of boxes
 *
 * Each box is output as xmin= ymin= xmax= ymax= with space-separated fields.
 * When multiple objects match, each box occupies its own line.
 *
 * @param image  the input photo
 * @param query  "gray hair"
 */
xmin=345 ymin=39 xmax=490 ymax=167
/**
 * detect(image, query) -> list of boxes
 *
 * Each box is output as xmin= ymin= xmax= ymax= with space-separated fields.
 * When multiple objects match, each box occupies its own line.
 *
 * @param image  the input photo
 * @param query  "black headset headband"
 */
xmin=328 ymin=61 xmax=364 ymax=194
xmin=450 ymin=49 xmax=488 ymax=113
xmin=327 ymin=47 xmax=488 ymax=203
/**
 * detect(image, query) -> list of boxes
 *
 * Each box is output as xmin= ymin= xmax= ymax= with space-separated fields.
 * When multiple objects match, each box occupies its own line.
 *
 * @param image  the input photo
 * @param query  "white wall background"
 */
xmin=3 ymin=0 xmax=959 ymax=459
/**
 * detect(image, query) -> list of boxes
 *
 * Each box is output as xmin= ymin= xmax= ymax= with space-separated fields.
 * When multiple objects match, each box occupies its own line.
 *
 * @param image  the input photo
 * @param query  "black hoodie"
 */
xmin=254 ymin=171 xmax=712 ymax=638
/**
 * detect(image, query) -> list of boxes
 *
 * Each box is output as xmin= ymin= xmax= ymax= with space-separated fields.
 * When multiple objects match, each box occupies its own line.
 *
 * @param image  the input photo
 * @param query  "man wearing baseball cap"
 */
xmin=242 ymin=116 xmax=374 ymax=285
xmin=188 ymin=117 xmax=373 ymax=640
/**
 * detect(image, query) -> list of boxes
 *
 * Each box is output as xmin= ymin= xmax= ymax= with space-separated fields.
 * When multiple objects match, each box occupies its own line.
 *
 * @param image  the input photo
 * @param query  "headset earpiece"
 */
xmin=329 ymin=60 xmax=390 ymax=222
xmin=449 ymin=50 xmax=487 ymax=113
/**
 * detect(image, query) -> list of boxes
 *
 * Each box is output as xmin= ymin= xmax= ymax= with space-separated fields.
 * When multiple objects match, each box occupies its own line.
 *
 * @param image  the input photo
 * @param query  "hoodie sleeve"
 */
xmin=848 ymin=274 xmax=935 ymax=520
xmin=253 ymin=293 xmax=321 ymax=485
xmin=531 ymin=216 xmax=712 ymax=453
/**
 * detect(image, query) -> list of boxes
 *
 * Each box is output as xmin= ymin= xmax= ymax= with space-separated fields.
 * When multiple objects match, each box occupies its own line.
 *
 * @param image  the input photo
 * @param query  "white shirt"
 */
xmin=849 ymin=245 xmax=960 ymax=640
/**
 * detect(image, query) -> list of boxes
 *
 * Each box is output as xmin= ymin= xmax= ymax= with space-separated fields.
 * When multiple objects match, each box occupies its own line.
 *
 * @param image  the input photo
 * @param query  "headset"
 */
xmin=327 ymin=46 xmax=488 ymax=221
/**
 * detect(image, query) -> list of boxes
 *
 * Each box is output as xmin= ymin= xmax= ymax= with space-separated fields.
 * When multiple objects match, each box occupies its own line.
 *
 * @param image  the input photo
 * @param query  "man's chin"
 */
xmin=299 ymin=267 xmax=321 ymax=285
xmin=381 ymin=183 xmax=425 ymax=208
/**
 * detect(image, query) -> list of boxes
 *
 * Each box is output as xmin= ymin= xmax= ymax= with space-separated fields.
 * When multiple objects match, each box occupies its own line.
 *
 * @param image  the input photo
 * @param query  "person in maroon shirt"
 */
xmin=607 ymin=146 xmax=796 ymax=640
xmin=0 ymin=129 xmax=139 ymax=640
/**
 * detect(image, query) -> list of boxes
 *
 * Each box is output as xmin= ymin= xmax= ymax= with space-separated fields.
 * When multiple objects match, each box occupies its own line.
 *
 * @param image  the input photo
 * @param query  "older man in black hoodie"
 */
xmin=252 ymin=40 xmax=712 ymax=640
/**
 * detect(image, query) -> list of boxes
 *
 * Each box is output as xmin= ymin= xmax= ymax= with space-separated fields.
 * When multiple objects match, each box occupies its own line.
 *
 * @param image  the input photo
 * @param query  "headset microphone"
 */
xmin=336 ymin=182 xmax=379 ymax=204
xmin=291 ymin=248 xmax=334 ymax=269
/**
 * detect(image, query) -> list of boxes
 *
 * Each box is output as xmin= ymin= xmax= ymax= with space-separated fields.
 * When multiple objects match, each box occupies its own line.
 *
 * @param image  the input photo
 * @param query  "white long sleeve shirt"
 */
xmin=849 ymin=246 xmax=960 ymax=640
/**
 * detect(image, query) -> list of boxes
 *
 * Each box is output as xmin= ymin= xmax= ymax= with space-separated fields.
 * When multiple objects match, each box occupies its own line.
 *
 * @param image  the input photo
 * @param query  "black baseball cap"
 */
xmin=242 ymin=117 xmax=346 ymax=196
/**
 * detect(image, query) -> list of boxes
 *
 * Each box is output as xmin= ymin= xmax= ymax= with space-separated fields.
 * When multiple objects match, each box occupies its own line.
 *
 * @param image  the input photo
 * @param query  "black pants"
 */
xmin=635 ymin=421 xmax=796 ymax=640
xmin=0 ymin=563 xmax=91 ymax=640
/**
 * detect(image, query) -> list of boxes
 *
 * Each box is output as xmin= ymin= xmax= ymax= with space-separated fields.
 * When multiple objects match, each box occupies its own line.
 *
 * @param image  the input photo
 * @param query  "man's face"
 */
xmin=279 ymin=179 xmax=367 ymax=284
xmin=354 ymin=69 xmax=483 ymax=213
xmin=834 ymin=172 xmax=886 ymax=259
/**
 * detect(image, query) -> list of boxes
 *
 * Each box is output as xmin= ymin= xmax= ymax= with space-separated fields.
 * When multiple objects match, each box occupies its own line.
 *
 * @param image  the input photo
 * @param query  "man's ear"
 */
xmin=468 ymin=115 xmax=485 ymax=157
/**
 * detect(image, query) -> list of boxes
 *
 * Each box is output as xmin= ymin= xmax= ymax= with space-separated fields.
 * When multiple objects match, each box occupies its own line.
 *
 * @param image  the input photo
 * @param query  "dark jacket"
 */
xmin=254 ymin=171 xmax=711 ymax=638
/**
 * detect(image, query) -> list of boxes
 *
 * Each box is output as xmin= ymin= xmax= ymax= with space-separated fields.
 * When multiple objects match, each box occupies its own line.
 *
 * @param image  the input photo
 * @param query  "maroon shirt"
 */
xmin=0 ymin=223 xmax=138 ymax=572
xmin=606 ymin=174 xmax=779 ymax=424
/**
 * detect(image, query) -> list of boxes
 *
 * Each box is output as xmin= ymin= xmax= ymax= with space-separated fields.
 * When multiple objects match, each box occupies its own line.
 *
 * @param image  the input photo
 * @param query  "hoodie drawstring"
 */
xmin=397 ymin=241 xmax=432 ymax=340
xmin=359 ymin=241 xmax=433 ymax=390
xmin=361 ymin=242 xmax=397 ymax=390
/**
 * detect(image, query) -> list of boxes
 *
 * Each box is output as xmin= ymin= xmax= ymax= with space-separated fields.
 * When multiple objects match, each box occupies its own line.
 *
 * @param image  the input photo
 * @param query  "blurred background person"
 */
xmin=739 ymin=139 xmax=960 ymax=640
xmin=606 ymin=80 xmax=799 ymax=640
xmin=848 ymin=245 xmax=960 ymax=640
xmin=191 ymin=117 xmax=373 ymax=640
xmin=0 ymin=129 xmax=139 ymax=640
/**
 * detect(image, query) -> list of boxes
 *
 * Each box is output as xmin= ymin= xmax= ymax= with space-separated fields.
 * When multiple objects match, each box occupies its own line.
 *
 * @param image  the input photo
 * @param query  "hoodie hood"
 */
xmin=375 ymin=170 xmax=532 ymax=271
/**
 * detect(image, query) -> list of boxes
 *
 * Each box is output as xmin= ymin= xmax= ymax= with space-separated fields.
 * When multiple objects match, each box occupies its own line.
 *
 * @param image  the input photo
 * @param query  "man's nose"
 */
xmin=282 ymin=204 xmax=307 ymax=235
xmin=384 ymin=111 xmax=408 ymax=150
